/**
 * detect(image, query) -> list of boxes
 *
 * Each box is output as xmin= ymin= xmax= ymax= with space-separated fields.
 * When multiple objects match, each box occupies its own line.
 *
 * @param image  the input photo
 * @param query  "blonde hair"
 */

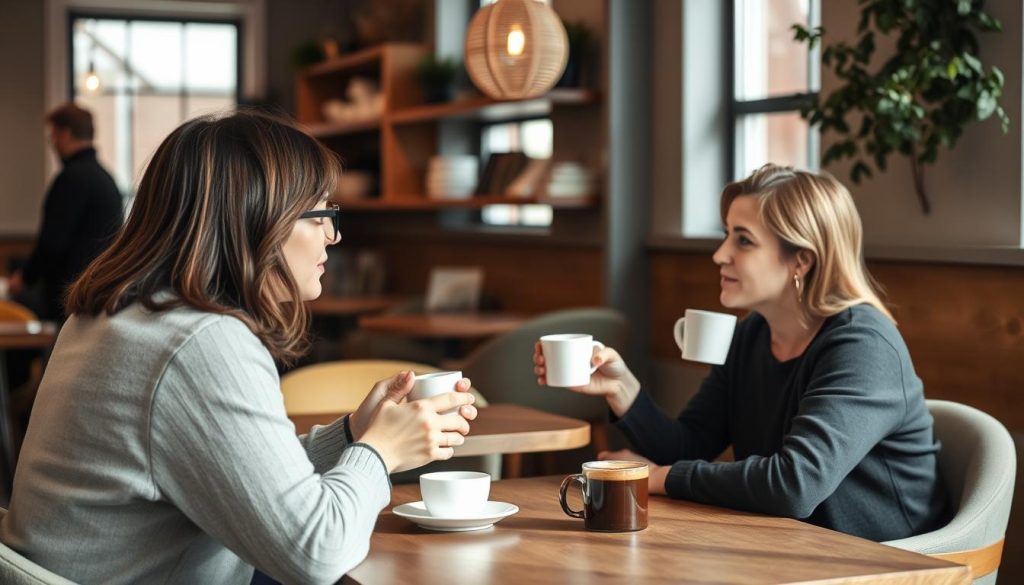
xmin=720 ymin=164 xmax=894 ymax=323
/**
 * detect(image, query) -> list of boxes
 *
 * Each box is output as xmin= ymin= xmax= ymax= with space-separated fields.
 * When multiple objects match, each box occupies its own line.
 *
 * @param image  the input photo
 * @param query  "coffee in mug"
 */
xmin=540 ymin=334 xmax=605 ymax=387
xmin=672 ymin=309 xmax=737 ymax=365
xmin=559 ymin=460 xmax=648 ymax=532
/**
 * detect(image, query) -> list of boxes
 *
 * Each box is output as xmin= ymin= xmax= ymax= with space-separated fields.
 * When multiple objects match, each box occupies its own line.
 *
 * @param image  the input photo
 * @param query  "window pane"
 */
xmin=735 ymin=111 xmax=809 ymax=178
xmin=184 ymin=23 xmax=237 ymax=93
xmin=129 ymin=21 xmax=183 ymax=91
xmin=734 ymin=0 xmax=813 ymax=100
xmin=134 ymin=96 xmax=184 ymax=178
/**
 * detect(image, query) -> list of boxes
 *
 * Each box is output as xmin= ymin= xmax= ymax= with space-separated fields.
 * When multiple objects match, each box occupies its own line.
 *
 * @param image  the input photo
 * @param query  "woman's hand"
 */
xmin=359 ymin=391 xmax=477 ymax=473
xmin=598 ymin=448 xmax=669 ymax=496
xmin=533 ymin=342 xmax=642 ymax=417
xmin=349 ymin=371 xmax=478 ymax=441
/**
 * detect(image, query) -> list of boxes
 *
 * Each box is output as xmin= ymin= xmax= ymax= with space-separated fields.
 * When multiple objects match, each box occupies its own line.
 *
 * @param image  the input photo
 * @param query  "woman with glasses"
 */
xmin=0 ymin=110 xmax=477 ymax=584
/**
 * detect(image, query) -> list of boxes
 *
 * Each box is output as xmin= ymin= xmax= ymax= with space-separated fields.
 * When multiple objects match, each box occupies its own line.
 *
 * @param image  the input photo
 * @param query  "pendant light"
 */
xmin=464 ymin=0 xmax=568 ymax=100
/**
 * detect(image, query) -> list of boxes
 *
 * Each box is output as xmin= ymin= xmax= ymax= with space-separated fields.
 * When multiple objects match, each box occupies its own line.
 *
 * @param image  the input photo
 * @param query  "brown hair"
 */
xmin=720 ymin=164 xmax=894 ymax=322
xmin=46 ymin=102 xmax=95 ymax=140
xmin=66 ymin=109 xmax=341 ymax=364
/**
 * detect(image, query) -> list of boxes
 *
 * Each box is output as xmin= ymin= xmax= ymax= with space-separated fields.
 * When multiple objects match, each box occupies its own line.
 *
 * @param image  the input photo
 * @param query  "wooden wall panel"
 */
xmin=650 ymin=250 xmax=1024 ymax=430
xmin=353 ymin=239 xmax=604 ymax=316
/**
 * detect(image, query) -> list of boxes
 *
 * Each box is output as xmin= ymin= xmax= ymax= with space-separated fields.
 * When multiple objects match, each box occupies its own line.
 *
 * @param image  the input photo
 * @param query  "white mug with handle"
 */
xmin=540 ymin=334 xmax=605 ymax=387
xmin=673 ymin=309 xmax=737 ymax=365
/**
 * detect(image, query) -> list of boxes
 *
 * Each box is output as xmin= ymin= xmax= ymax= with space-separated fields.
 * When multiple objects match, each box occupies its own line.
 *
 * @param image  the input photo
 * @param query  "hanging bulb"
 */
xmin=506 ymin=24 xmax=525 ymax=57
xmin=84 ymin=61 xmax=101 ymax=93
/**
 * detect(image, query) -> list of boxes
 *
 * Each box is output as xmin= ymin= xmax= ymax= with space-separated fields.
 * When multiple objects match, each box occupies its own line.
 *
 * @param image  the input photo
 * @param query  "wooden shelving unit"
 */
xmin=295 ymin=43 xmax=601 ymax=212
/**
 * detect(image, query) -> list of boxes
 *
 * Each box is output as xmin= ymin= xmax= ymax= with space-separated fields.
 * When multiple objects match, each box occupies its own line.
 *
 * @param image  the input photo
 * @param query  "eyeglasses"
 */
xmin=299 ymin=202 xmax=342 ymax=242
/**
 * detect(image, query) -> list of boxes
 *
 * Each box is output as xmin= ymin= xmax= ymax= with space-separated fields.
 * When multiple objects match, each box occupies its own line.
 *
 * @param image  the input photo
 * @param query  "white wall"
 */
xmin=821 ymin=1 xmax=1023 ymax=248
xmin=0 ymin=0 xmax=47 ymax=236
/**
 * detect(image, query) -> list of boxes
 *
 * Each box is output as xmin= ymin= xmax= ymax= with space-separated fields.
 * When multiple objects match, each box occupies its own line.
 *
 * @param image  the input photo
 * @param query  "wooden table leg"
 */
xmin=502 ymin=453 xmax=522 ymax=479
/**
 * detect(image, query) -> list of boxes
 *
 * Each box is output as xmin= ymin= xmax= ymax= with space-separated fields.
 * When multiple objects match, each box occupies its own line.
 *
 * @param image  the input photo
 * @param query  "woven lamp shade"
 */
xmin=464 ymin=0 xmax=568 ymax=100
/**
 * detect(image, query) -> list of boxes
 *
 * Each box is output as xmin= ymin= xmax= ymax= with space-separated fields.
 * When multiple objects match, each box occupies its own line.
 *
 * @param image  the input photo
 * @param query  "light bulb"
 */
xmin=506 ymin=25 xmax=525 ymax=57
xmin=84 ymin=71 xmax=101 ymax=92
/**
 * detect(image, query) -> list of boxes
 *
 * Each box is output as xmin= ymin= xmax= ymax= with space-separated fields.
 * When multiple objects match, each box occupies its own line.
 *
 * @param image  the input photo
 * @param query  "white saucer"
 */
xmin=392 ymin=501 xmax=519 ymax=532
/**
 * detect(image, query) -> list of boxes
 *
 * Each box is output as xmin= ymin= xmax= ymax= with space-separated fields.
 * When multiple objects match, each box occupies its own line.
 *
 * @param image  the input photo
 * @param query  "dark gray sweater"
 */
xmin=617 ymin=304 xmax=948 ymax=541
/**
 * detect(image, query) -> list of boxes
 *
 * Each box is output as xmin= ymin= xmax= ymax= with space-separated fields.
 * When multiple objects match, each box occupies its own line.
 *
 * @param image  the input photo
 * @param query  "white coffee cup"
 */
xmin=410 ymin=371 xmax=462 ymax=415
xmin=419 ymin=471 xmax=491 ymax=518
xmin=673 ymin=309 xmax=737 ymax=365
xmin=540 ymin=334 xmax=606 ymax=387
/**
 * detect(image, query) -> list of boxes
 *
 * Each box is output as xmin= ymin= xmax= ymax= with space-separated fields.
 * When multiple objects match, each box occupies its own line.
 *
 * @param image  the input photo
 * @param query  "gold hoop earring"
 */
xmin=793 ymin=273 xmax=803 ymax=303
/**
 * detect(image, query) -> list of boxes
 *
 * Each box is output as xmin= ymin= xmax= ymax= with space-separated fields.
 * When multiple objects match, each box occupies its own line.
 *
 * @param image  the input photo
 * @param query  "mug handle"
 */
xmin=559 ymin=474 xmax=586 ymax=519
xmin=673 ymin=317 xmax=686 ymax=352
xmin=589 ymin=341 xmax=606 ymax=375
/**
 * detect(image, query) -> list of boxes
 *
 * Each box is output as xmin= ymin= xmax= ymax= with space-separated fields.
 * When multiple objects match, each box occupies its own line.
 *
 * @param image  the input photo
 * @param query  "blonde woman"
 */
xmin=534 ymin=164 xmax=948 ymax=541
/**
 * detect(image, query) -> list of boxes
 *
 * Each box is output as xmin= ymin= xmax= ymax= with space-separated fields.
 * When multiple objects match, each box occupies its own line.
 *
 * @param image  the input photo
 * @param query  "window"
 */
xmin=730 ymin=0 xmax=819 ymax=179
xmin=70 ymin=15 xmax=240 ymax=196
xmin=480 ymin=119 xmax=554 ymax=227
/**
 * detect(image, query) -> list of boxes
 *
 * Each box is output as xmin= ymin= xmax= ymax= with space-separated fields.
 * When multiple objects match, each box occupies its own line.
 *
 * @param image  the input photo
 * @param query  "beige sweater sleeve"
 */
xmin=148 ymin=317 xmax=390 ymax=585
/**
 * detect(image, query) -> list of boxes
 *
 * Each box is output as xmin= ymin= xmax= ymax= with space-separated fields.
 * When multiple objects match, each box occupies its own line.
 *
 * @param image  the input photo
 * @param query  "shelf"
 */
xmin=304 ymin=119 xmax=381 ymax=138
xmin=336 ymin=194 xmax=597 ymax=211
xmin=388 ymin=89 xmax=598 ymax=126
xmin=302 ymin=46 xmax=385 ymax=78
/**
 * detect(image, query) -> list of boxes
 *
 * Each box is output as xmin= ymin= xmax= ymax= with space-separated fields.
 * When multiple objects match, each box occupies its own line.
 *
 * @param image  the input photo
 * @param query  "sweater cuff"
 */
xmin=665 ymin=459 xmax=698 ymax=499
xmin=341 ymin=442 xmax=393 ymax=492
xmin=612 ymin=388 xmax=659 ymax=430
xmin=303 ymin=416 xmax=351 ymax=473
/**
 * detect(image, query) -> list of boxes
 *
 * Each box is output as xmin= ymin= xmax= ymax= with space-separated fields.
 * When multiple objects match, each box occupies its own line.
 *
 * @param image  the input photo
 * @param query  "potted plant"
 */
xmin=556 ymin=20 xmax=592 ymax=88
xmin=793 ymin=0 xmax=1009 ymax=213
xmin=415 ymin=55 xmax=460 ymax=103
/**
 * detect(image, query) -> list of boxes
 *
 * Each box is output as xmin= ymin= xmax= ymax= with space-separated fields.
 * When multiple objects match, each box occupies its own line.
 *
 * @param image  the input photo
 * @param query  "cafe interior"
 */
xmin=0 ymin=0 xmax=1021 ymax=583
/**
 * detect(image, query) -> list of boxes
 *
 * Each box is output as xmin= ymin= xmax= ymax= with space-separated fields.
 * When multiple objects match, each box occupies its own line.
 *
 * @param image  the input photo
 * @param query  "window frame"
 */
xmin=725 ymin=0 xmax=821 ymax=180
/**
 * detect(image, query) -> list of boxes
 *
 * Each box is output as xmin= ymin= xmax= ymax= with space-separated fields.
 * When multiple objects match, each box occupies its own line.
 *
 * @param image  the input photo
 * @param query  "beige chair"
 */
xmin=281 ymin=359 xmax=499 ymax=481
xmin=884 ymin=400 xmax=1016 ymax=585
xmin=0 ymin=301 xmax=37 ymax=323
xmin=0 ymin=509 xmax=76 ymax=584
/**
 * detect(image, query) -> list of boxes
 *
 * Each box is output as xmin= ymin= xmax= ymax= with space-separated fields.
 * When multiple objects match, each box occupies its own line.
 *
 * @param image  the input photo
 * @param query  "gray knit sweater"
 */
xmin=0 ymin=301 xmax=391 ymax=584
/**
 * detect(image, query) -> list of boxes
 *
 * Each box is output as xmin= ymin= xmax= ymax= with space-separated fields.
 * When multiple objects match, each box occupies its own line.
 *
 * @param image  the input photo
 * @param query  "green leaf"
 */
xmin=977 ymin=92 xmax=997 ymax=120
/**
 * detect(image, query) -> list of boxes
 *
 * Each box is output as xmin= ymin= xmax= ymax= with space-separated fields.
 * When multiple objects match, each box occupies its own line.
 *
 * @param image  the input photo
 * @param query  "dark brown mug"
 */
xmin=559 ymin=460 xmax=649 ymax=532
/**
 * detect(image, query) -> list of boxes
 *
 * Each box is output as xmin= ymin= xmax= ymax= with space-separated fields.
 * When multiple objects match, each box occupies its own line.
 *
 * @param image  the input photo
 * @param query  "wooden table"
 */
xmin=0 ymin=321 xmax=58 ymax=507
xmin=345 ymin=475 xmax=970 ymax=585
xmin=291 ymin=403 xmax=591 ymax=458
xmin=357 ymin=313 xmax=526 ymax=339
xmin=306 ymin=295 xmax=406 ymax=316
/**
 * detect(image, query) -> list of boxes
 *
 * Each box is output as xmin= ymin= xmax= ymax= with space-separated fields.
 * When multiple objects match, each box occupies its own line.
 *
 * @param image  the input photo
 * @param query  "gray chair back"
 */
xmin=460 ymin=307 xmax=628 ymax=422
xmin=0 ymin=509 xmax=77 ymax=584
xmin=883 ymin=400 xmax=1016 ymax=585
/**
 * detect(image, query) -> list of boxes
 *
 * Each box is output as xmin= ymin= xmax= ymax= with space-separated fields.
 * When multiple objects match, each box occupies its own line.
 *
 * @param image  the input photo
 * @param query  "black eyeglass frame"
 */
xmin=299 ymin=202 xmax=342 ymax=242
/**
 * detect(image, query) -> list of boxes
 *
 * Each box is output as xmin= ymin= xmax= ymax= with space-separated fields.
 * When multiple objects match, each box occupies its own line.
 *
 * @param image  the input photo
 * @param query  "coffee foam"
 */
xmin=582 ymin=460 xmax=649 ymax=481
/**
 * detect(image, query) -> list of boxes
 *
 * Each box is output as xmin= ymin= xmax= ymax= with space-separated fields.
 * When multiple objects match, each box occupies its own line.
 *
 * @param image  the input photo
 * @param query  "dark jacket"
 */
xmin=21 ymin=147 xmax=123 ymax=321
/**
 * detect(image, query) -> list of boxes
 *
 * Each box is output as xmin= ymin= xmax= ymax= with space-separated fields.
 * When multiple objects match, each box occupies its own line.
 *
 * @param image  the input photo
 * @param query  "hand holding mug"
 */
xmin=533 ymin=341 xmax=641 ymax=418
xmin=349 ymin=371 xmax=477 ymax=440
xmin=359 ymin=390 xmax=476 ymax=473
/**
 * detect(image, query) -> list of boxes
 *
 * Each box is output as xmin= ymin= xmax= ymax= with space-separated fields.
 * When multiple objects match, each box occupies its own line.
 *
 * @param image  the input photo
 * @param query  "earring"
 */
xmin=793 ymin=273 xmax=803 ymax=303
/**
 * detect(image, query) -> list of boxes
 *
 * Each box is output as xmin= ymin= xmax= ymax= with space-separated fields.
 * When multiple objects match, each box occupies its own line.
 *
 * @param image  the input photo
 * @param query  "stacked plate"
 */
xmin=546 ymin=162 xmax=596 ymax=197
xmin=426 ymin=155 xmax=479 ymax=200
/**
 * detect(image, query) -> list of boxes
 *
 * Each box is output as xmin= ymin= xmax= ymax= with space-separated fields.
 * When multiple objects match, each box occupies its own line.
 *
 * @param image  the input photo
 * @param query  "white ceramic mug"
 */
xmin=540 ymin=334 xmax=606 ymax=387
xmin=419 ymin=471 xmax=491 ymax=518
xmin=673 ymin=310 xmax=737 ymax=365
xmin=410 ymin=371 xmax=462 ymax=415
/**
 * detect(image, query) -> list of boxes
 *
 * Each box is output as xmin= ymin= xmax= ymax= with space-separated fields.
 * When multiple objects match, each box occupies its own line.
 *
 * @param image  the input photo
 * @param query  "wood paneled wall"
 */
xmin=351 ymin=238 xmax=604 ymax=316
xmin=650 ymin=250 xmax=1024 ymax=430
